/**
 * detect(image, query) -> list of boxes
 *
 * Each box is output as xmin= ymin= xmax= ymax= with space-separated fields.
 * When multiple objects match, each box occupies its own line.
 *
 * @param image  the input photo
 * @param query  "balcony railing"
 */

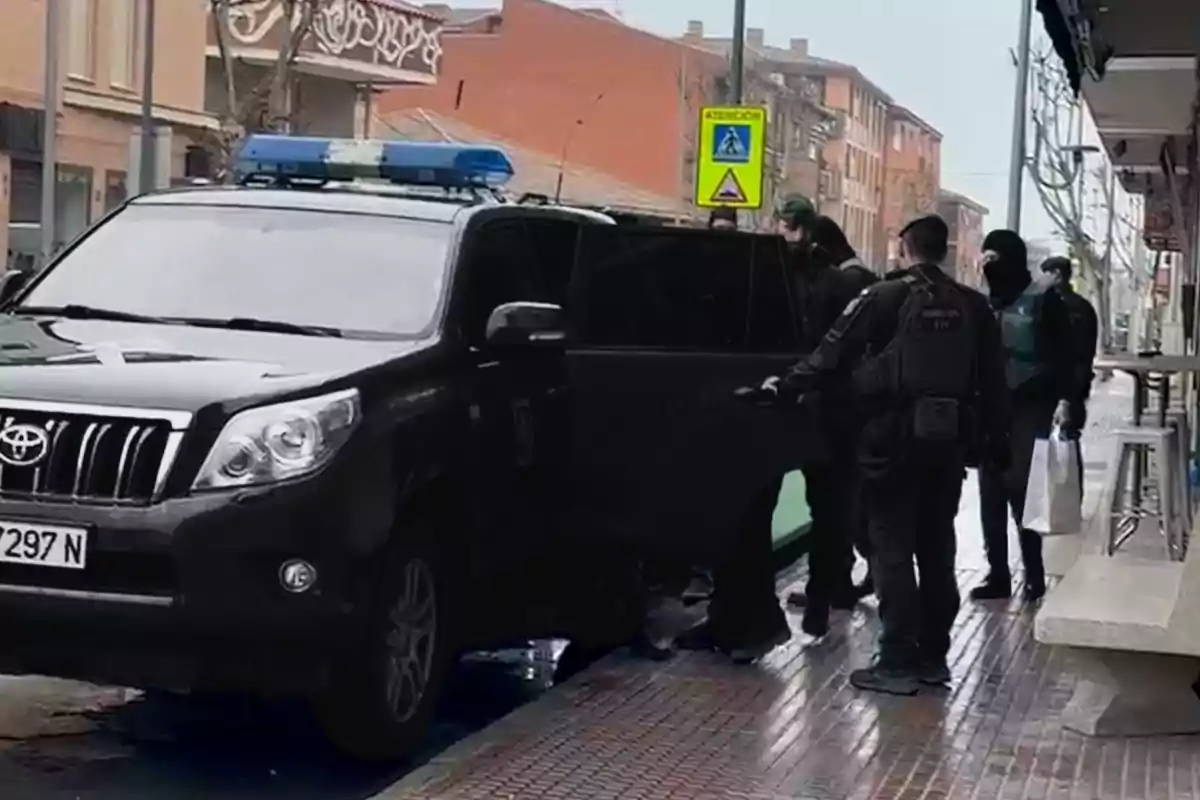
xmin=208 ymin=0 xmax=444 ymax=85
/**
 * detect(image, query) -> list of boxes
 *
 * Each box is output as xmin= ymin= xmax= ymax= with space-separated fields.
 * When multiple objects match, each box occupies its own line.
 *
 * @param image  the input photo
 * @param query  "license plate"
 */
xmin=0 ymin=523 xmax=87 ymax=569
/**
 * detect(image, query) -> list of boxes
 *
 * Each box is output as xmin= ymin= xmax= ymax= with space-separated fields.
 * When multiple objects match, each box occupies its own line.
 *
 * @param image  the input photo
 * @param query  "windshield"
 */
xmin=17 ymin=204 xmax=453 ymax=337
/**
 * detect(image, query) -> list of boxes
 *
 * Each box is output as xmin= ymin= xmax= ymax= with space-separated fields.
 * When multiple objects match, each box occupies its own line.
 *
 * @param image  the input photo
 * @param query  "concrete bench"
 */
xmin=1035 ymin=527 xmax=1200 ymax=736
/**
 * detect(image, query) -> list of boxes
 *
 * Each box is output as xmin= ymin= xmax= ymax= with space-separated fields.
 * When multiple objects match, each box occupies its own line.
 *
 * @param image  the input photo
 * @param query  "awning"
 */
xmin=1037 ymin=0 xmax=1084 ymax=94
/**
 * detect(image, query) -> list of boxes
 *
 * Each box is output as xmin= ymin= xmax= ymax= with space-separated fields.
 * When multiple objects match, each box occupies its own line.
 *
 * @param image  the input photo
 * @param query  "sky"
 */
xmin=469 ymin=0 xmax=1065 ymax=245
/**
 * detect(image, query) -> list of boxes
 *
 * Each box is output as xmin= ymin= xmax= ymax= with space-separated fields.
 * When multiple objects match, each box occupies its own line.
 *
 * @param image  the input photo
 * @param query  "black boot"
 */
xmin=969 ymin=573 xmax=1012 ymax=601
xmin=915 ymin=658 xmax=951 ymax=686
xmin=801 ymin=602 xmax=830 ymax=638
xmin=1023 ymin=573 xmax=1046 ymax=602
xmin=850 ymin=657 xmax=920 ymax=696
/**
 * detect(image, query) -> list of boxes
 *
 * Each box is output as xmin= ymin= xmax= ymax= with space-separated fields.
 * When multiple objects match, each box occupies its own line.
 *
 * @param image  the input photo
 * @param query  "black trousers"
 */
xmin=866 ymin=451 xmax=964 ymax=667
xmin=803 ymin=456 xmax=856 ymax=605
xmin=707 ymin=477 xmax=788 ymax=648
xmin=978 ymin=398 xmax=1056 ymax=583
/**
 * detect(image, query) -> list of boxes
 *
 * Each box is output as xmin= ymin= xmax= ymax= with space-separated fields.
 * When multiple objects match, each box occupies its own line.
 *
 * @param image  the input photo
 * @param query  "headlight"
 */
xmin=191 ymin=389 xmax=360 ymax=491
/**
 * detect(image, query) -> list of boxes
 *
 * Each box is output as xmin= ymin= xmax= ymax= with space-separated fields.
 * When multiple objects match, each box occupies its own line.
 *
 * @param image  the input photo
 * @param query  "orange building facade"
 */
xmin=880 ymin=106 xmax=942 ymax=270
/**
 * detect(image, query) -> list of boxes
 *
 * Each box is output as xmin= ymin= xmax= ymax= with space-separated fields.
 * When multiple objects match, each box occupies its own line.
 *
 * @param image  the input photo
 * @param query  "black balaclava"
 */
xmin=981 ymin=229 xmax=1031 ymax=306
xmin=808 ymin=215 xmax=856 ymax=266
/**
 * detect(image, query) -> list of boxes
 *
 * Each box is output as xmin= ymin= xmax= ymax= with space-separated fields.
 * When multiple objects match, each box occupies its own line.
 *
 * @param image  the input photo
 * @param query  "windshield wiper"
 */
xmin=172 ymin=316 xmax=343 ymax=338
xmin=15 ymin=305 xmax=171 ymax=324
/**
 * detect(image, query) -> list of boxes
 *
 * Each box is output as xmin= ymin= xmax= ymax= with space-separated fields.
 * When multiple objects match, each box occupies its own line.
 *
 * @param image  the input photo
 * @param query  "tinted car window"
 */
xmin=574 ymin=226 xmax=752 ymax=350
xmin=18 ymin=204 xmax=452 ymax=337
xmin=523 ymin=217 xmax=581 ymax=308
xmin=747 ymin=235 xmax=800 ymax=352
xmin=460 ymin=219 xmax=550 ymax=344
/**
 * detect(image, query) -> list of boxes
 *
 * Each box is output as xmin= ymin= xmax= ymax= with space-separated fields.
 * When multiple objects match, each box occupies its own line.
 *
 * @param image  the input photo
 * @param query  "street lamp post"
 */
xmin=138 ymin=0 xmax=157 ymax=194
xmin=39 ymin=0 xmax=61 ymax=268
xmin=1005 ymin=0 xmax=1033 ymax=231
xmin=730 ymin=0 xmax=747 ymax=104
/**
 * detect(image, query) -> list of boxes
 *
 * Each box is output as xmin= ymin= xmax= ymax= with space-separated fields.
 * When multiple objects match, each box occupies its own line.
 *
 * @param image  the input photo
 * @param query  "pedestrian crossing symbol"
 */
xmin=710 ymin=169 xmax=748 ymax=204
xmin=694 ymin=105 xmax=766 ymax=209
xmin=712 ymin=124 xmax=751 ymax=163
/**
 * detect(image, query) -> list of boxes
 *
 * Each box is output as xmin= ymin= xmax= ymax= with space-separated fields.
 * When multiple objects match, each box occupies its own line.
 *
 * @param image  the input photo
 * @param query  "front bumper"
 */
xmin=0 ymin=470 xmax=393 ymax=693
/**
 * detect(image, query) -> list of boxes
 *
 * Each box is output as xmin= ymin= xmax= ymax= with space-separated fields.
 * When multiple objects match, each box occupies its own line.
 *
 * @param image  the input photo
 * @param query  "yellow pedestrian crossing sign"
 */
xmin=695 ymin=105 xmax=766 ymax=210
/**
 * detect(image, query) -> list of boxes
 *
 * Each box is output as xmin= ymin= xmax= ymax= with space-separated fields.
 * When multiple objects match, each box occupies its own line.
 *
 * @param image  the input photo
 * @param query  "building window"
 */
xmin=56 ymin=165 xmax=94 ymax=249
xmin=108 ymin=0 xmax=139 ymax=88
xmin=105 ymin=170 xmax=128 ymax=212
xmin=66 ymin=0 xmax=95 ymax=80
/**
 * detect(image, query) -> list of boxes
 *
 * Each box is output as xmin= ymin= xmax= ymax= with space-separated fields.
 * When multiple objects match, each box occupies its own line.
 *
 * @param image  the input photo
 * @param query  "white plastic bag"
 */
xmin=1021 ymin=430 xmax=1083 ymax=536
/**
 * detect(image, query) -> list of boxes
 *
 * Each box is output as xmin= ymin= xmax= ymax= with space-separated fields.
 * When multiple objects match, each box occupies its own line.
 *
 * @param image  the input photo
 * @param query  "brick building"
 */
xmin=880 ymin=105 xmax=941 ymax=269
xmin=937 ymin=188 xmax=988 ymax=287
xmin=381 ymin=0 xmax=729 ymax=215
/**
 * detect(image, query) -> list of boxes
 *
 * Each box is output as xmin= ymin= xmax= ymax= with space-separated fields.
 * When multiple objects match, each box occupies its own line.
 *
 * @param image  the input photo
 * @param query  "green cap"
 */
xmin=775 ymin=194 xmax=816 ymax=230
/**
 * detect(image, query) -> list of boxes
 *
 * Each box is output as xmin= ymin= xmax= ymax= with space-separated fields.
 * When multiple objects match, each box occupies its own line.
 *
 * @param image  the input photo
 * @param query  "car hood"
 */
xmin=0 ymin=316 xmax=435 ymax=413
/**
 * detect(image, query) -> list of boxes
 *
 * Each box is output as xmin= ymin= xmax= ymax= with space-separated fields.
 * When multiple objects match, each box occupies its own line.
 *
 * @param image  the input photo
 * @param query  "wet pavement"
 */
xmin=0 ymin=376 xmax=1143 ymax=799
xmin=379 ymin=377 xmax=1152 ymax=800
xmin=0 ymin=643 xmax=567 ymax=800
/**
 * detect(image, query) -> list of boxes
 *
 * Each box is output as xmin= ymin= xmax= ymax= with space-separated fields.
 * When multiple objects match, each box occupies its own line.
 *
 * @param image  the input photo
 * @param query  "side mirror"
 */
xmin=485 ymin=301 xmax=565 ymax=347
xmin=0 ymin=270 xmax=31 ymax=308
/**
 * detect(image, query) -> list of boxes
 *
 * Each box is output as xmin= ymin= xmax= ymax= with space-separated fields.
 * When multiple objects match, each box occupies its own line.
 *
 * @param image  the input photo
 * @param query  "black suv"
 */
xmin=0 ymin=140 xmax=814 ymax=759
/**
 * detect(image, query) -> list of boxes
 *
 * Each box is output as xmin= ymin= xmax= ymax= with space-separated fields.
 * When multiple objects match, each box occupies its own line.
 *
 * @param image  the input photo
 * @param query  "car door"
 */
xmin=561 ymin=226 xmax=826 ymax=567
xmin=455 ymin=215 xmax=572 ymax=582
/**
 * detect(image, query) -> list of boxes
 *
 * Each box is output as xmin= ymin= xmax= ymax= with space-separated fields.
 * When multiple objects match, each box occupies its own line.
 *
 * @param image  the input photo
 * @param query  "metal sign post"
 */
xmin=138 ymin=0 xmax=157 ymax=194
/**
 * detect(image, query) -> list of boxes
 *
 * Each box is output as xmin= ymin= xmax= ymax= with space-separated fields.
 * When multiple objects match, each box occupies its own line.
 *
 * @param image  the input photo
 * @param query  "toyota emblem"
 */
xmin=0 ymin=423 xmax=50 ymax=468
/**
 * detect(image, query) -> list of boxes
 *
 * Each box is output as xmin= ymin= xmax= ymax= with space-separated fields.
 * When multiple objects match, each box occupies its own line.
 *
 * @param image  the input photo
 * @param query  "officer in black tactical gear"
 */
xmin=971 ymin=231 xmax=1077 ymax=604
xmin=739 ymin=214 xmax=1010 ymax=695
xmin=774 ymin=200 xmax=866 ymax=638
xmin=792 ymin=215 xmax=879 ymax=606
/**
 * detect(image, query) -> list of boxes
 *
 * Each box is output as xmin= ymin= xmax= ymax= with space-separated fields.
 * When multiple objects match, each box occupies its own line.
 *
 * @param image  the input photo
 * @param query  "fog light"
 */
xmin=279 ymin=559 xmax=317 ymax=593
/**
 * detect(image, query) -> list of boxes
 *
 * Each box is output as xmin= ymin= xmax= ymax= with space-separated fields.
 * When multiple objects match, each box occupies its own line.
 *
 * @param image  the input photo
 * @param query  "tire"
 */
xmin=314 ymin=520 xmax=454 ymax=761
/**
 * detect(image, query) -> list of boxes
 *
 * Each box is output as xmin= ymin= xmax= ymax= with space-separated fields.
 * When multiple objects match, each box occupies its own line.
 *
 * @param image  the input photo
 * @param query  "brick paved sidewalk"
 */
xmin=376 ymin=377 xmax=1177 ymax=800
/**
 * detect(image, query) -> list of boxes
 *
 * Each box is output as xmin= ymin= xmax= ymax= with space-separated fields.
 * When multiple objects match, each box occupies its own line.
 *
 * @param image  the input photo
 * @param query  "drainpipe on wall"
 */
xmin=39 ymin=0 xmax=60 ymax=269
xmin=137 ymin=0 xmax=157 ymax=195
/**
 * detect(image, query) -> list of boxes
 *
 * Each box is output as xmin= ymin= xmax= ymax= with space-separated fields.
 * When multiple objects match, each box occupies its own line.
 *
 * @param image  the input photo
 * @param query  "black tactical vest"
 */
xmin=854 ymin=270 xmax=979 ymax=443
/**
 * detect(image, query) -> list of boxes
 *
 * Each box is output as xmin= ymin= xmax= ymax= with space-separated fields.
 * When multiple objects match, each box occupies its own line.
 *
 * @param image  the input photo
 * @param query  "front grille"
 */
xmin=0 ymin=408 xmax=176 ymax=503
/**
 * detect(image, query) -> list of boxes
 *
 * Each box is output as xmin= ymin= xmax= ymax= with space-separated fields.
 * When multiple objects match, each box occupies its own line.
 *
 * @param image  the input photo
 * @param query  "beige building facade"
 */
xmin=1 ymin=0 xmax=216 ymax=263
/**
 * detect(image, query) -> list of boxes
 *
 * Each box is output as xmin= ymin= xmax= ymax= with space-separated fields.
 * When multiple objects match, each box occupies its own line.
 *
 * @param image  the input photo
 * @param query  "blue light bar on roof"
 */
xmin=234 ymin=135 xmax=515 ymax=189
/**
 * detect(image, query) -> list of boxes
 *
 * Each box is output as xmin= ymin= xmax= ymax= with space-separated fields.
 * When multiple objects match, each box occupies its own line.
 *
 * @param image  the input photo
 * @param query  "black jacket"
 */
xmin=1056 ymin=287 xmax=1099 ymax=403
xmin=791 ymin=250 xmax=863 ymax=354
xmin=779 ymin=263 xmax=1011 ymax=466
xmin=990 ymin=279 xmax=1078 ymax=407
xmin=836 ymin=256 xmax=879 ymax=297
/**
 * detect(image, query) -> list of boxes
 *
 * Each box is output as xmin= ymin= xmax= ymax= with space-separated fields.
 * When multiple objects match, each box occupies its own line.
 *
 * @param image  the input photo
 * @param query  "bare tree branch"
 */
xmin=1026 ymin=40 xmax=1121 ymax=349
xmin=204 ymin=0 xmax=319 ymax=179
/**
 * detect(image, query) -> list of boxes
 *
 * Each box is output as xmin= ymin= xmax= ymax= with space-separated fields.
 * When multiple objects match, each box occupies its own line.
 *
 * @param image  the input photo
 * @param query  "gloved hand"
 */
xmin=732 ymin=376 xmax=783 ymax=405
xmin=1052 ymin=400 xmax=1072 ymax=431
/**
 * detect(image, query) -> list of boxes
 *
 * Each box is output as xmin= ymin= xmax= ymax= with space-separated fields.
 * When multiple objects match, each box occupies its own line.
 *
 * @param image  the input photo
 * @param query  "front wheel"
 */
xmin=314 ymin=528 xmax=453 ymax=761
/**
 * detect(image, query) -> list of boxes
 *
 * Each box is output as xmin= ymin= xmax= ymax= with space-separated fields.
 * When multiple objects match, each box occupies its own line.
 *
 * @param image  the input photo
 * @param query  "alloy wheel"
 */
xmin=383 ymin=557 xmax=438 ymax=723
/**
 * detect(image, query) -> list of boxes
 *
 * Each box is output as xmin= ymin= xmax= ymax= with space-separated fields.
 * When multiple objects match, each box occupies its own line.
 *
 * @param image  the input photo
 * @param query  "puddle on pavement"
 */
xmin=0 ymin=640 xmax=575 ymax=797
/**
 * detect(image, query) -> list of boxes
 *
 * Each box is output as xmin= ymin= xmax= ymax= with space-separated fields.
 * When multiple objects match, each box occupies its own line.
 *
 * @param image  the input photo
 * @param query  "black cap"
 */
xmin=708 ymin=207 xmax=737 ymax=226
xmin=1041 ymin=255 xmax=1073 ymax=278
xmin=899 ymin=213 xmax=948 ymax=241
